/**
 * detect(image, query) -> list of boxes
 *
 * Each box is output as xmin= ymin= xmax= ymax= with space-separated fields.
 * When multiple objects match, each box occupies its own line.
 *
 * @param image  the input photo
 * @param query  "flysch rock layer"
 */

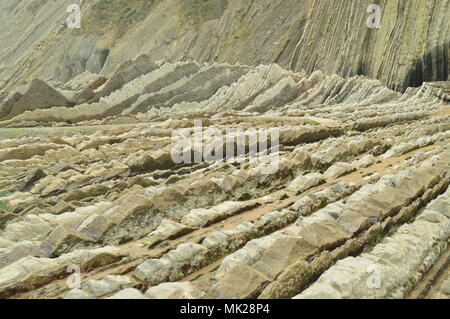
xmin=0 ymin=58 xmax=449 ymax=299
xmin=0 ymin=0 xmax=448 ymax=93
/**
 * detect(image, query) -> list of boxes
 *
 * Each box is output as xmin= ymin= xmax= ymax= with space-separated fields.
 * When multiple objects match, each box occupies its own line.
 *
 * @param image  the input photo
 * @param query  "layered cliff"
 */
xmin=0 ymin=0 xmax=448 ymax=93
xmin=0 ymin=1 xmax=450 ymax=300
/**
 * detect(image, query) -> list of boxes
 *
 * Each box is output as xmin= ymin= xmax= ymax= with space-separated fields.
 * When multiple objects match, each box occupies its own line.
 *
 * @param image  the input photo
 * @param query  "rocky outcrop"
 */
xmin=294 ymin=185 xmax=450 ymax=299
xmin=0 ymin=246 xmax=123 ymax=298
xmin=0 ymin=1 xmax=449 ymax=301
xmin=0 ymin=0 xmax=448 ymax=93
xmin=0 ymin=78 xmax=70 ymax=121
xmin=0 ymin=59 xmax=447 ymax=127
xmin=0 ymin=82 xmax=448 ymax=298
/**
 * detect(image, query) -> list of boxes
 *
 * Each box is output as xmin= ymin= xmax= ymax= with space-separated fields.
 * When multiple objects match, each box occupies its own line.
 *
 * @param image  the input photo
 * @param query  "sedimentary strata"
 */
xmin=0 ymin=59 xmax=448 ymax=299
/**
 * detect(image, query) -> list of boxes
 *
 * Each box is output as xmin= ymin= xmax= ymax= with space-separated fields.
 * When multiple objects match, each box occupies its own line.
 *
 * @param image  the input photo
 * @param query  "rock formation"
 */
xmin=0 ymin=58 xmax=449 ymax=298
xmin=0 ymin=0 xmax=448 ymax=93
xmin=0 ymin=0 xmax=448 ymax=301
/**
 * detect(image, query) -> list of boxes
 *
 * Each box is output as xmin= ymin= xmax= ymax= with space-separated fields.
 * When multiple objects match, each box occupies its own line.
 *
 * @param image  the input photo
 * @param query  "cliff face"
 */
xmin=1 ymin=1 xmax=450 ymax=301
xmin=0 ymin=0 xmax=448 ymax=92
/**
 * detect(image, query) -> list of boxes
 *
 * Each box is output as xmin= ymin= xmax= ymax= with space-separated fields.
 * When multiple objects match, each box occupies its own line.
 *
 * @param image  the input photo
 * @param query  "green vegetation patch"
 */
xmin=181 ymin=0 xmax=227 ymax=26
xmin=83 ymin=0 xmax=156 ymax=35
xmin=0 ymin=190 xmax=11 ymax=212
xmin=224 ymin=22 xmax=251 ymax=45
xmin=0 ymin=201 xmax=8 ymax=212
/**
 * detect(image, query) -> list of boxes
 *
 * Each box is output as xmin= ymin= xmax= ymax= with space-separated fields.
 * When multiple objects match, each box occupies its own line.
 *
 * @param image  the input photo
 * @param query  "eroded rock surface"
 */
xmin=0 ymin=57 xmax=449 ymax=300
xmin=0 ymin=0 xmax=448 ymax=93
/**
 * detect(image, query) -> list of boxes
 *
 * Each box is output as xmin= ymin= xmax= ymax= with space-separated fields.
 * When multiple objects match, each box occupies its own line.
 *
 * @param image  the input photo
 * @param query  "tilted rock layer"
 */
xmin=0 ymin=0 xmax=448 ymax=93
xmin=0 ymin=58 xmax=449 ymax=299
xmin=0 ymin=0 xmax=449 ymax=300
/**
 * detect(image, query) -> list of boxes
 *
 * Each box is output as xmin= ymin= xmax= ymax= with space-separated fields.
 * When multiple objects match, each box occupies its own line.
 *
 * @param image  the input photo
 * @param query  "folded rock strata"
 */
xmin=0 ymin=60 xmax=448 ymax=300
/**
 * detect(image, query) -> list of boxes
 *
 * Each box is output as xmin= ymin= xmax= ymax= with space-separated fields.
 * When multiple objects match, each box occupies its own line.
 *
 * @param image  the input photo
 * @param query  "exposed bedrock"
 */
xmin=0 ymin=0 xmax=448 ymax=92
xmin=1 ymin=58 xmax=447 ymax=126
xmin=0 ymin=0 xmax=449 ymax=301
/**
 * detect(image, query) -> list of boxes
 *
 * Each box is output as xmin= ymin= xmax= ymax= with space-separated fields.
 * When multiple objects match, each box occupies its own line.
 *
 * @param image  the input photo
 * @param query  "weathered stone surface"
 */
xmin=294 ymin=186 xmax=450 ymax=299
xmin=287 ymin=173 xmax=324 ymax=194
xmin=15 ymin=169 xmax=46 ymax=192
xmin=206 ymin=261 xmax=271 ymax=299
xmin=0 ymin=78 xmax=70 ymax=120
xmin=0 ymin=11 xmax=448 ymax=300
xmin=107 ymin=288 xmax=147 ymax=299
xmin=182 ymin=201 xmax=257 ymax=228
xmin=324 ymin=162 xmax=356 ymax=179
xmin=0 ymin=247 xmax=123 ymax=297
xmin=142 ymin=219 xmax=195 ymax=248
xmin=79 ymin=275 xmax=132 ymax=298
xmin=145 ymin=282 xmax=205 ymax=299
xmin=1 ymin=0 xmax=447 ymax=94
xmin=352 ymin=155 xmax=376 ymax=168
